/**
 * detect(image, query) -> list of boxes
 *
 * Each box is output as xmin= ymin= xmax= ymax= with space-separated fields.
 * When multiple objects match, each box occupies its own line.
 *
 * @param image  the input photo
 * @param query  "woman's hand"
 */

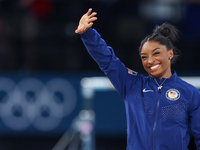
xmin=75 ymin=8 xmax=97 ymax=34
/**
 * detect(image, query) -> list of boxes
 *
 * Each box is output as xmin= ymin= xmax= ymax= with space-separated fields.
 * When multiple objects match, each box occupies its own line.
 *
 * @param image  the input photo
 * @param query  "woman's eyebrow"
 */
xmin=140 ymin=48 xmax=160 ymax=55
xmin=152 ymin=48 xmax=160 ymax=52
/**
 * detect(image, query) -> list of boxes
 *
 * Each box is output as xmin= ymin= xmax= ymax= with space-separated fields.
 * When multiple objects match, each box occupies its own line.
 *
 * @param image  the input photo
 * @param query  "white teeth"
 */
xmin=150 ymin=64 xmax=159 ymax=70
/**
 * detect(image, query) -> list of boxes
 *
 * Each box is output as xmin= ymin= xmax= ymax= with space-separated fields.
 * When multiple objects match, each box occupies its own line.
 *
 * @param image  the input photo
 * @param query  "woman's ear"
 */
xmin=168 ymin=49 xmax=174 ymax=60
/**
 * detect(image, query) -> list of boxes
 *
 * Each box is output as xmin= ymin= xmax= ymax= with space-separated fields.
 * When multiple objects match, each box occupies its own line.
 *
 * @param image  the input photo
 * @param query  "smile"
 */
xmin=150 ymin=64 xmax=160 ymax=70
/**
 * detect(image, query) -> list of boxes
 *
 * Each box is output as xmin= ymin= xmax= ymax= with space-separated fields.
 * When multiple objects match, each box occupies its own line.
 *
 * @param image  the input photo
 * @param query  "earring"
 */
xmin=170 ymin=56 xmax=173 ymax=60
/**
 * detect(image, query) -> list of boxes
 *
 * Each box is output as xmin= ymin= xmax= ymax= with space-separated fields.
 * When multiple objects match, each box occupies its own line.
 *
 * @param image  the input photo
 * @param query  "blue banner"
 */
xmin=0 ymin=72 xmax=127 ymax=137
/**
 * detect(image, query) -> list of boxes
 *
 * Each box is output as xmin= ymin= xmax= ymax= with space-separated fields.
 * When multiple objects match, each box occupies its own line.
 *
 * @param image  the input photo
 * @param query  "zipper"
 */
xmin=152 ymin=88 xmax=161 ymax=150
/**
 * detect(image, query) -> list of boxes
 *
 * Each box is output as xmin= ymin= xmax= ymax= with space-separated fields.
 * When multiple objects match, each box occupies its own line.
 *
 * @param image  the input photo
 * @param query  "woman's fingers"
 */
xmin=87 ymin=8 xmax=92 ymax=16
xmin=89 ymin=17 xmax=97 ymax=23
xmin=88 ymin=12 xmax=97 ymax=24
xmin=89 ymin=12 xmax=97 ymax=18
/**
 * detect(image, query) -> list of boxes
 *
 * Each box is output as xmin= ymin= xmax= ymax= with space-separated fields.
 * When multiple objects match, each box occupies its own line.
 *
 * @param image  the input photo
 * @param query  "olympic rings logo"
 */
xmin=0 ymin=77 xmax=77 ymax=131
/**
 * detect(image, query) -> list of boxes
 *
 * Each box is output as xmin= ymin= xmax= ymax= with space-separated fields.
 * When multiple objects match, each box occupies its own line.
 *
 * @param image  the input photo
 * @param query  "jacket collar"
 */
xmin=148 ymin=71 xmax=179 ymax=85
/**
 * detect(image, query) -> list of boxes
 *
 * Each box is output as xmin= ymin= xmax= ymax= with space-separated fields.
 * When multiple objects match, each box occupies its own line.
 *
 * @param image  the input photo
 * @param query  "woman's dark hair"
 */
xmin=139 ymin=22 xmax=180 ymax=64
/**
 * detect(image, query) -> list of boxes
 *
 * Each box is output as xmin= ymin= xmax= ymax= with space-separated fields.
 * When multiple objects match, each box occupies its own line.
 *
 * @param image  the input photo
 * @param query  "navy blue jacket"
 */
xmin=81 ymin=27 xmax=200 ymax=150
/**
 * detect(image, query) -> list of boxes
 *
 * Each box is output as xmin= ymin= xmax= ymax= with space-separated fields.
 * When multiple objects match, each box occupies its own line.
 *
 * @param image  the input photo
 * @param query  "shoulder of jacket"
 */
xmin=176 ymin=77 xmax=199 ymax=93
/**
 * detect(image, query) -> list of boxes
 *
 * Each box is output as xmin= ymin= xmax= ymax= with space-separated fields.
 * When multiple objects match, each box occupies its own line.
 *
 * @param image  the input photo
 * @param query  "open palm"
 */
xmin=75 ymin=8 xmax=97 ymax=34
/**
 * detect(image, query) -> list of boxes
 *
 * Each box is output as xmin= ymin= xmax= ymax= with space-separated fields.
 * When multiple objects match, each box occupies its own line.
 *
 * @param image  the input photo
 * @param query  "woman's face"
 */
xmin=140 ymin=40 xmax=173 ymax=78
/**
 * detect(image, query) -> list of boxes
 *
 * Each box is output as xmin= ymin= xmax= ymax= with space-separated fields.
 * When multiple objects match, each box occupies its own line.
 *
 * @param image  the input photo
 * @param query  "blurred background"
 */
xmin=0 ymin=0 xmax=199 ymax=149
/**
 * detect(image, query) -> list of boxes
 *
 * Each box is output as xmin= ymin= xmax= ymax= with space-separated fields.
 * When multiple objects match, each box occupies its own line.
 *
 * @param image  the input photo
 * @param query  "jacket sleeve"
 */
xmin=189 ymin=90 xmax=200 ymax=149
xmin=81 ymin=28 xmax=139 ymax=98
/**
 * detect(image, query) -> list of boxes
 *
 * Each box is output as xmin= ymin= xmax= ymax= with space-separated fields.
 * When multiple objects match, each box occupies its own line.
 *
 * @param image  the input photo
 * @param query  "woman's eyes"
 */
xmin=141 ymin=52 xmax=160 ymax=59
xmin=154 ymin=52 xmax=160 ymax=55
xmin=141 ymin=56 xmax=146 ymax=59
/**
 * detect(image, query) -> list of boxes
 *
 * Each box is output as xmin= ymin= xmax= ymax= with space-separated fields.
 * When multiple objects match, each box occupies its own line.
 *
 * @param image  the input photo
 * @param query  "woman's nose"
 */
xmin=148 ymin=56 xmax=154 ymax=64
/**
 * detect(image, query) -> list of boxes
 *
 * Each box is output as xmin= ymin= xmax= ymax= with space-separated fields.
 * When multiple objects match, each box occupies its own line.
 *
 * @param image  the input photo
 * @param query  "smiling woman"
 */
xmin=140 ymin=40 xmax=173 ymax=78
xmin=76 ymin=8 xmax=200 ymax=150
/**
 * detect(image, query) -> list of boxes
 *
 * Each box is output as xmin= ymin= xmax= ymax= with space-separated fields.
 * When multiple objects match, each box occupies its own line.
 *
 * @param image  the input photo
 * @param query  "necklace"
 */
xmin=154 ymin=77 xmax=168 ymax=90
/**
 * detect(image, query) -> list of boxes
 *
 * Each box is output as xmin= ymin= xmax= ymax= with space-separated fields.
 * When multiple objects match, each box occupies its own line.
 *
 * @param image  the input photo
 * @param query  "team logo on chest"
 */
xmin=165 ymin=89 xmax=180 ymax=101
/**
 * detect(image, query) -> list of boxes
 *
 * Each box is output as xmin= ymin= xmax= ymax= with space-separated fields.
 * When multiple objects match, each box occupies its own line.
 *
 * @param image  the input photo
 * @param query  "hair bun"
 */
xmin=153 ymin=22 xmax=178 ymax=43
xmin=160 ymin=27 xmax=170 ymax=37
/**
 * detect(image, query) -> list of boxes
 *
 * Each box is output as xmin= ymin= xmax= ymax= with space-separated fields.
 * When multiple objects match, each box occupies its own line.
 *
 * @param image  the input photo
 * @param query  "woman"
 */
xmin=75 ymin=8 xmax=200 ymax=150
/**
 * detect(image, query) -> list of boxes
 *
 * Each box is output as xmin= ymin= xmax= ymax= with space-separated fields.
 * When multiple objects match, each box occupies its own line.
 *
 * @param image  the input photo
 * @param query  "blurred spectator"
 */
xmin=0 ymin=0 xmax=198 ymax=73
xmin=30 ymin=0 xmax=54 ymax=23
xmin=0 ymin=0 xmax=38 ymax=71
